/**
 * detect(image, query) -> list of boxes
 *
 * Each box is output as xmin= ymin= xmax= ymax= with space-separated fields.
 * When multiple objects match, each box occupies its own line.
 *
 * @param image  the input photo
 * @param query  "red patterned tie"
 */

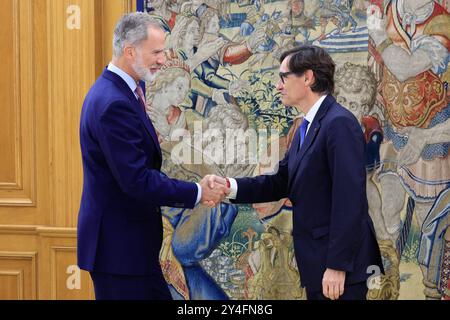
xmin=135 ymin=85 xmax=147 ymax=112
xmin=135 ymin=84 xmax=162 ymax=146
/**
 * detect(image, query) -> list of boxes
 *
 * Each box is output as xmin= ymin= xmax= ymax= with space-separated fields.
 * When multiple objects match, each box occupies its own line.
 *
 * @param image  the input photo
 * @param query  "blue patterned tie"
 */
xmin=299 ymin=119 xmax=310 ymax=151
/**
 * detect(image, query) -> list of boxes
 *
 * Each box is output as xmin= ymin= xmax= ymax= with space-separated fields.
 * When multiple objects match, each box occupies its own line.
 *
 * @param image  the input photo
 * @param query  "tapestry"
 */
xmin=138 ymin=0 xmax=450 ymax=300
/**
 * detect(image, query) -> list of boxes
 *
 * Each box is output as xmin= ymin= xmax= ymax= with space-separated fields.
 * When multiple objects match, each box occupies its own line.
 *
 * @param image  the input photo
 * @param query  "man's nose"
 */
xmin=157 ymin=52 xmax=166 ymax=65
xmin=275 ymin=79 xmax=283 ymax=91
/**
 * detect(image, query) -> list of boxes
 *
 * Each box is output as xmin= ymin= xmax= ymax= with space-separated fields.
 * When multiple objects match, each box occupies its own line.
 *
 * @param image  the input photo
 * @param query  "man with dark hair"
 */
xmin=208 ymin=45 xmax=383 ymax=300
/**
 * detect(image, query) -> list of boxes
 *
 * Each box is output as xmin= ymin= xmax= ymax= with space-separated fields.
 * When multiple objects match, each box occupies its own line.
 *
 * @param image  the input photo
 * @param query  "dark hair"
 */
xmin=280 ymin=45 xmax=335 ymax=94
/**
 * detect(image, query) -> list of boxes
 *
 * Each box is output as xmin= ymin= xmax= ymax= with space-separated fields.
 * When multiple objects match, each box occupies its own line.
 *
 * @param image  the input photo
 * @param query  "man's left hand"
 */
xmin=322 ymin=268 xmax=346 ymax=300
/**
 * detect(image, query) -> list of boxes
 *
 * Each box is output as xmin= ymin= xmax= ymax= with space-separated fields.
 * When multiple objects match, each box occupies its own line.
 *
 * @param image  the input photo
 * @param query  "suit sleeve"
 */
xmin=233 ymin=151 xmax=290 ymax=204
xmin=325 ymin=116 xmax=367 ymax=272
xmin=95 ymin=100 xmax=198 ymax=208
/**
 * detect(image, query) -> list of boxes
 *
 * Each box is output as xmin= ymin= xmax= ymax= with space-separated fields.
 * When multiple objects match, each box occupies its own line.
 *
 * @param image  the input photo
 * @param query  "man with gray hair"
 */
xmin=77 ymin=12 xmax=229 ymax=300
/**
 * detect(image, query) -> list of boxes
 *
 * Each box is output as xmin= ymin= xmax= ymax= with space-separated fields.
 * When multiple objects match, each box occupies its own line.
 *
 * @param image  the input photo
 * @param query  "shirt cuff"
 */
xmin=195 ymin=182 xmax=202 ymax=206
xmin=227 ymin=178 xmax=238 ymax=199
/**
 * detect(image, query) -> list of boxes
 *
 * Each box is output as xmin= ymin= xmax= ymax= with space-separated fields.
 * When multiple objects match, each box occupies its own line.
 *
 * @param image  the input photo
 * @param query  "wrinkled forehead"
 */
xmin=143 ymin=25 xmax=166 ymax=45
xmin=149 ymin=24 xmax=166 ymax=37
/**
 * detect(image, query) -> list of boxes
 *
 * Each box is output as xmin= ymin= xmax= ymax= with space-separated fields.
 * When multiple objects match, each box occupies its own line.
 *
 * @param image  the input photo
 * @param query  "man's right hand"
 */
xmin=204 ymin=174 xmax=227 ymax=189
xmin=199 ymin=175 xmax=229 ymax=208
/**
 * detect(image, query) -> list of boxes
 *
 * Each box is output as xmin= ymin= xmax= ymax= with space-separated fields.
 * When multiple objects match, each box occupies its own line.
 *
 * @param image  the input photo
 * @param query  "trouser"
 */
xmin=90 ymin=271 xmax=172 ymax=300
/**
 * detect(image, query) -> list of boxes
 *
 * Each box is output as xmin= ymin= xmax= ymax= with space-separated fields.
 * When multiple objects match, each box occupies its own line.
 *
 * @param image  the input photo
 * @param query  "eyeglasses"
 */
xmin=279 ymin=71 xmax=303 ymax=84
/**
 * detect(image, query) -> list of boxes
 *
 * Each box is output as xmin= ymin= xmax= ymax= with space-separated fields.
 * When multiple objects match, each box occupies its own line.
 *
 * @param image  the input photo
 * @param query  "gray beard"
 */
xmin=142 ymin=71 xmax=156 ymax=83
xmin=132 ymin=62 xmax=156 ymax=83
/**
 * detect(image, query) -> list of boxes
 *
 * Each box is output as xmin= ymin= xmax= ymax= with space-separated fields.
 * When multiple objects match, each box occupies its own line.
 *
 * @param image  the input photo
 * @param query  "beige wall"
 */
xmin=0 ymin=0 xmax=135 ymax=300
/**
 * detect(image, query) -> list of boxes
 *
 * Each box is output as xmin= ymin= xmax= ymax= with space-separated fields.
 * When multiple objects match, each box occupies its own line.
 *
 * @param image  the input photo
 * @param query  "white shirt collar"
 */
xmin=304 ymin=94 xmax=327 ymax=133
xmin=107 ymin=63 xmax=139 ymax=99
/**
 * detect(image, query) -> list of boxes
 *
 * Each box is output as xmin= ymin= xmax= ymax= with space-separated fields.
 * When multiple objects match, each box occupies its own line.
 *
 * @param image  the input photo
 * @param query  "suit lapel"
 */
xmin=288 ymin=122 xmax=321 ymax=189
xmin=102 ymin=69 xmax=162 ymax=160
xmin=288 ymin=95 xmax=335 ymax=188
xmin=135 ymin=100 xmax=163 ymax=160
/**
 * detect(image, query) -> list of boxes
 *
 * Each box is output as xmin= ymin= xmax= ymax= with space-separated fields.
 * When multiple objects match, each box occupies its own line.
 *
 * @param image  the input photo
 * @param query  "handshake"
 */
xmin=199 ymin=175 xmax=230 ymax=208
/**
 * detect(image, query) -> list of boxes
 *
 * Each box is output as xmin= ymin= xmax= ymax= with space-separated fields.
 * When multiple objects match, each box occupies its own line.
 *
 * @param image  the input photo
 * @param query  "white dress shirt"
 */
xmin=107 ymin=63 xmax=139 ymax=99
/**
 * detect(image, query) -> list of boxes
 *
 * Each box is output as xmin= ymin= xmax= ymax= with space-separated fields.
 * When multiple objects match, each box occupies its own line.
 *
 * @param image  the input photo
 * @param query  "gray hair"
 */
xmin=113 ymin=12 xmax=163 ymax=58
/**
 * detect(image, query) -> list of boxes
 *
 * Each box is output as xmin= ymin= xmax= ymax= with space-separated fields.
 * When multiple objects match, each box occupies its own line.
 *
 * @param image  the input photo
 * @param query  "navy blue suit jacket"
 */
xmin=234 ymin=95 xmax=383 ymax=291
xmin=78 ymin=69 xmax=198 ymax=276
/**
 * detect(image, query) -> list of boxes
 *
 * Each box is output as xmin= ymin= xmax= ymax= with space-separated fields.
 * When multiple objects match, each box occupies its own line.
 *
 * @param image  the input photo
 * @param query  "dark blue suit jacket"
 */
xmin=234 ymin=95 xmax=383 ymax=291
xmin=78 ymin=69 xmax=198 ymax=277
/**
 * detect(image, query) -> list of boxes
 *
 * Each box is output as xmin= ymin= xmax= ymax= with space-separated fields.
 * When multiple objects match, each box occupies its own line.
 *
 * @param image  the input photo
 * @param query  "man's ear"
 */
xmin=304 ymin=69 xmax=314 ymax=87
xmin=123 ymin=46 xmax=135 ymax=60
